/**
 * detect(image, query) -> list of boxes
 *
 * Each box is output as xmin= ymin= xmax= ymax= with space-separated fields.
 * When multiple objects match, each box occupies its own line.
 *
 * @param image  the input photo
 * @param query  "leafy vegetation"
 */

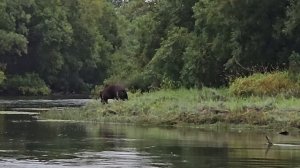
xmin=2 ymin=73 xmax=50 ymax=96
xmin=0 ymin=0 xmax=117 ymax=95
xmin=0 ymin=0 xmax=300 ymax=95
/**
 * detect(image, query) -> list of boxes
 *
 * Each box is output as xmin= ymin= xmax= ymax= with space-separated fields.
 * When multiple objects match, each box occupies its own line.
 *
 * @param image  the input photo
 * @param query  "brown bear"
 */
xmin=100 ymin=84 xmax=128 ymax=103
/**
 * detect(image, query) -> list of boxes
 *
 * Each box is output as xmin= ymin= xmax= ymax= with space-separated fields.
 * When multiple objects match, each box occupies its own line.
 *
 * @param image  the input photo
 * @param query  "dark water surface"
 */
xmin=0 ymin=98 xmax=92 ymax=121
xmin=0 ymin=98 xmax=91 ymax=108
xmin=0 ymin=120 xmax=300 ymax=168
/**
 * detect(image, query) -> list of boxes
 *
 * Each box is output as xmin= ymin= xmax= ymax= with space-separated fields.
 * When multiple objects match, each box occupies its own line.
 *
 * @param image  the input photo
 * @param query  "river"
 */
xmin=0 ymin=99 xmax=300 ymax=167
xmin=1 ymin=121 xmax=300 ymax=167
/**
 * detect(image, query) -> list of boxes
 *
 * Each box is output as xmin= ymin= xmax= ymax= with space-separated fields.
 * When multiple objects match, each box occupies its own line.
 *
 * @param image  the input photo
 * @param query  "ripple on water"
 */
xmin=0 ymin=149 xmax=170 ymax=168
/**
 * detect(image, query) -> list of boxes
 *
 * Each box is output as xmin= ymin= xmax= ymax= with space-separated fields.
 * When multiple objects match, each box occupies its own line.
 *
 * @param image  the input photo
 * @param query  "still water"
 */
xmin=1 ymin=119 xmax=300 ymax=168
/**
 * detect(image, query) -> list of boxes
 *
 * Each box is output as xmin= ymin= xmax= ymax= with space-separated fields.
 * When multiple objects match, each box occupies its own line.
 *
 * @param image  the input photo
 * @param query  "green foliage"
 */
xmin=108 ymin=0 xmax=198 ymax=90
xmin=2 ymin=73 xmax=50 ymax=96
xmin=155 ymin=0 xmax=196 ymax=31
xmin=106 ymin=1 xmax=161 ymax=91
xmin=229 ymin=71 xmax=300 ymax=97
xmin=148 ymin=27 xmax=190 ymax=83
xmin=160 ymin=76 xmax=181 ymax=89
xmin=125 ymin=71 xmax=159 ymax=92
xmin=90 ymin=84 xmax=104 ymax=99
xmin=284 ymin=0 xmax=300 ymax=35
xmin=182 ymin=0 xmax=289 ymax=87
xmin=28 ymin=0 xmax=116 ymax=93
xmin=2 ymin=0 xmax=300 ymax=94
xmin=0 ymin=0 xmax=119 ymax=94
xmin=0 ymin=0 xmax=31 ymax=55
xmin=0 ymin=71 xmax=5 ymax=85
xmin=0 ymin=30 xmax=28 ymax=55
xmin=182 ymin=34 xmax=221 ymax=87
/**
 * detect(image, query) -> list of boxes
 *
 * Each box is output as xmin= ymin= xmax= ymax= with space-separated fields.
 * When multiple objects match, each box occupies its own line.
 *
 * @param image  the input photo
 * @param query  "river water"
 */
xmin=1 ymin=121 xmax=300 ymax=168
xmin=0 ymin=99 xmax=300 ymax=167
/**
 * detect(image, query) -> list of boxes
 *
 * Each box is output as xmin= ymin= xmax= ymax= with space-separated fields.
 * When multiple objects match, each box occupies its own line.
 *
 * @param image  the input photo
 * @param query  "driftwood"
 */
xmin=265 ymin=136 xmax=300 ymax=147
xmin=265 ymin=135 xmax=300 ymax=156
xmin=266 ymin=136 xmax=273 ymax=146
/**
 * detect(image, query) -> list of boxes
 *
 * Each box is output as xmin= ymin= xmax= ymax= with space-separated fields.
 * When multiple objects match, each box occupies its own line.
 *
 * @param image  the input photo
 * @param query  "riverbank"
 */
xmin=40 ymin=88 xmax=300 ymax=129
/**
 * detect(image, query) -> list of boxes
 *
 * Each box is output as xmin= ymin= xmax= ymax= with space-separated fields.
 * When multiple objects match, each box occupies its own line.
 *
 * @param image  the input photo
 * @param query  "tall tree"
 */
xmin=108 ymin=0 xmax=198 ymax=88
xmin=0 ymin=0 xmax=31 ymax=74
xmin=148 ymin=27 xmax=190 ymax=84
xmin=25 ymin=0 xmax=73 ymax=91
xmin=182 ymin=0 xmax=289 ymax=87
xmin=58 ymin=0 xmax=116 ymax=92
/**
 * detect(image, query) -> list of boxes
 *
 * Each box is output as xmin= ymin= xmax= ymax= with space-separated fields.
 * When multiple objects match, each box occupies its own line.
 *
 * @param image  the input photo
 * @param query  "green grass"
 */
xmin=40 ymin=87 xmax=300 ymax=129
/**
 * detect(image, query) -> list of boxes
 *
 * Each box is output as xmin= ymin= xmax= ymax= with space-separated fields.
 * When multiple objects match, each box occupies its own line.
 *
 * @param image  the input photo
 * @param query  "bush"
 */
xmin=3 ymin=73 xmax=51 ymax=96
xmin=126 ymin=71 xmax=160 ymax=92
xmin=90 ymin=84 xmax=104 ymax=99
xmin=229 ymin=71 xmax=300 ymax=96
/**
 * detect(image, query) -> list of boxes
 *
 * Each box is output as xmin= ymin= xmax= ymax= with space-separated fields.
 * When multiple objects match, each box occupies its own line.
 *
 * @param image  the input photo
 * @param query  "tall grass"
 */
xmin=41 ymin=87 xmax=300 ymax=128
xmin=229 ymin=71 xmax=300 ymax=96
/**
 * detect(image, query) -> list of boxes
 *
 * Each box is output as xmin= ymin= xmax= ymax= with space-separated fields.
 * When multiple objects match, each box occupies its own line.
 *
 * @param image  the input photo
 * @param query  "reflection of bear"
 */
xmin=100 ymin=85 xmax=128 ymax=103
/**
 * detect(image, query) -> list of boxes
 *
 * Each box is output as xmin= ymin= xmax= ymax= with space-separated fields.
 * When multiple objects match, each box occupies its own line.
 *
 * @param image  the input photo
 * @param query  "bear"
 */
xmin=100 ymin=84 xmax=128 ymax=104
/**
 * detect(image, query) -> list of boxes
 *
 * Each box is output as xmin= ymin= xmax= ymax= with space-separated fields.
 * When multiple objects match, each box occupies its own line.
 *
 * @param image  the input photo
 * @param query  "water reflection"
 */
xmin=0 ymin=121 xmax=300 ymax=167
xmin=0 ymin=99 xmax=91 ymax=109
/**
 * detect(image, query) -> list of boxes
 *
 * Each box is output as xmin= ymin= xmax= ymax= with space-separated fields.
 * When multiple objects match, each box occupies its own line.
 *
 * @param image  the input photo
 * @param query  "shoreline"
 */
xmin=40 ymin=88 xmax=300 ymax=131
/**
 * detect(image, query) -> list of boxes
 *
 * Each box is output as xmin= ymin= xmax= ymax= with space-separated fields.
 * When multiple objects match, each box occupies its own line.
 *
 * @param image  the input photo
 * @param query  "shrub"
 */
xmin=126 ymin=71 xmax=160 ymax=92
xmin=3 ymin=73 xmax=51 ymax=96
xmin=229 ymin=71 xmax=300 ymax=96
xmin=90 ymin=84 xmax=104 ymax=99
xmin=160 ymin=76 xmax=181 ymax=89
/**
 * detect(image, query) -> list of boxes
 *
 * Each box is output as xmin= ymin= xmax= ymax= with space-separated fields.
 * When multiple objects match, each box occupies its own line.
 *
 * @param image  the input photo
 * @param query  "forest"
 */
xmin=1 ymin=0 xmax=300 ymax=95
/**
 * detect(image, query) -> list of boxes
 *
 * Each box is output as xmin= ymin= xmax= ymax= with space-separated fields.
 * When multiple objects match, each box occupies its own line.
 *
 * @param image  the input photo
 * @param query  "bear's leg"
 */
xmin=116 ymin=91 xmax=120 ymax=100
xmin=101 ymin=97 xmax=108 ymax=104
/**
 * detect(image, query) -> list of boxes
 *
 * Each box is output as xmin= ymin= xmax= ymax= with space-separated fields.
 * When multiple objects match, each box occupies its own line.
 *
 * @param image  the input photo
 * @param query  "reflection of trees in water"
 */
xmin=137 ymin=141 xmax=229 ymax=168
xmin=0 ymin=120 xmax=58 ymax=160
xmin=119 ymin=126 xmax=230 ymax=167
xmin=0 ymin=121 xmax=128 ymax=149
xmin=0 ymin=121 xmax=131 ymax=161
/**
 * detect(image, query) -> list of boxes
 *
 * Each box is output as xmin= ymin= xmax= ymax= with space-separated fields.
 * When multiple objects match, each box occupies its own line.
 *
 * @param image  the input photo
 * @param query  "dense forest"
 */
xmin=0 ymin=0 xmax=300 ymax=95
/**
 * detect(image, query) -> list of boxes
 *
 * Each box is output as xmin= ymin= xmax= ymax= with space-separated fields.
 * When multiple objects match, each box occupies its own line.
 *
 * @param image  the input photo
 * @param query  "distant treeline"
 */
xmin=0 ymin=0 xmax=300 ymax=95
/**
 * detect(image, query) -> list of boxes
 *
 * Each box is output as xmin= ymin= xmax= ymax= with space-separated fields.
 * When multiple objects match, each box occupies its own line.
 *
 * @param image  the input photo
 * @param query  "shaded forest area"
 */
xmin=0 ymin=0 xmax=300 ymax=95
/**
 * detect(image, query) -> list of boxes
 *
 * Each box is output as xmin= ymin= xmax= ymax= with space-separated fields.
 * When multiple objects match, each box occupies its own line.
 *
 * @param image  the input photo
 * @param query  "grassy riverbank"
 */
xmin=40 ymin=88 xmax=300 ymax=129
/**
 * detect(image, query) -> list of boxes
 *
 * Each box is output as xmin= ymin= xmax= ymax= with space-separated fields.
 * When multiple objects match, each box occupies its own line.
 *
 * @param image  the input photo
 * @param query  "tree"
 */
xmin=148 ymin=27 xmax=190 ymax=84
xmin=107 ymin=0 xmax=159 ymax=85
xmin=108 ymin=0 xmax=198 ymax=89
xmin=182 ymin=0 xmax=289 ymax=87
xmin=23 ymin=0 xmax=73 ymax=91
xmin=58 ymin=0 xmax=116 ymax=92
xmin=23 ymin=0 xmax=118 ymax=93
xmin=0 ymin=0 xmax=31 ymax=74
xmin=1 ymin=0 xmax=119 ymax=94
